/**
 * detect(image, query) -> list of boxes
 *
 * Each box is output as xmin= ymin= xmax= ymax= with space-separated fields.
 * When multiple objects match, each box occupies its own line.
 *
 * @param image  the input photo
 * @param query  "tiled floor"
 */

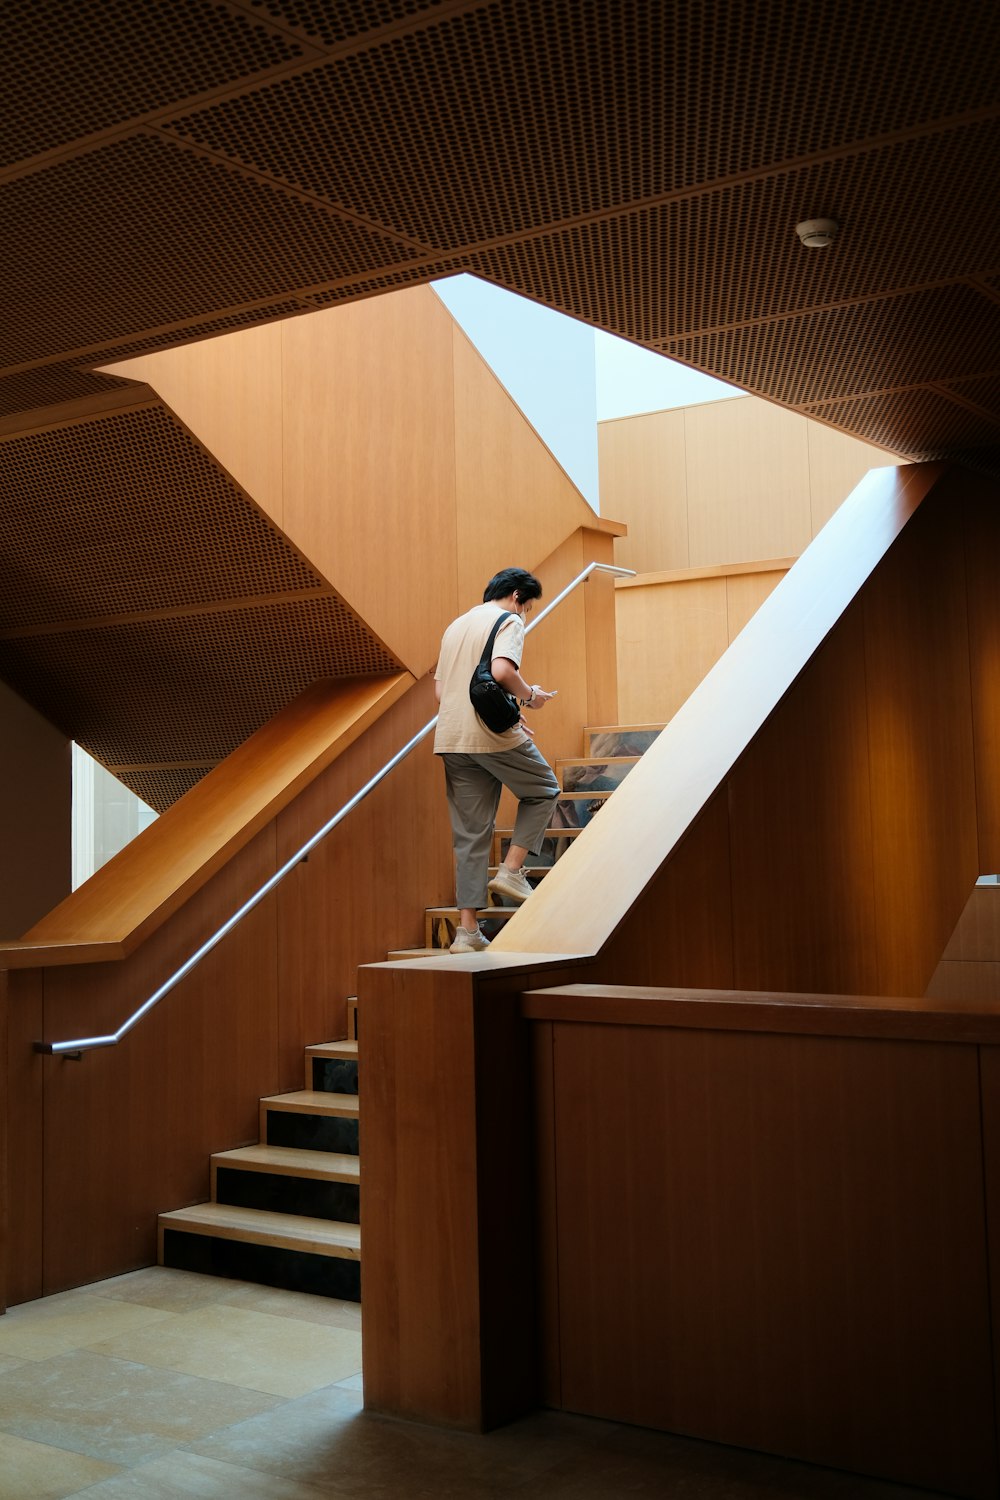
xmin=0 ymin=1269 xmax=953 ymax=1498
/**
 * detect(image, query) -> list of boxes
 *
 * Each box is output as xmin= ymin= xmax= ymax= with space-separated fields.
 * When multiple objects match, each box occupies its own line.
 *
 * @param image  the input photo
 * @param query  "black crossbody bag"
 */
xmin=469 ymin=611 xmax=521 ymax=732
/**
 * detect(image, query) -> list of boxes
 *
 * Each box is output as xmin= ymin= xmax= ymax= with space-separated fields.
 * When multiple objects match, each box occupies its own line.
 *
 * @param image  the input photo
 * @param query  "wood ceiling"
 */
xmin=1 ymin=0 xmax=997 ymax=470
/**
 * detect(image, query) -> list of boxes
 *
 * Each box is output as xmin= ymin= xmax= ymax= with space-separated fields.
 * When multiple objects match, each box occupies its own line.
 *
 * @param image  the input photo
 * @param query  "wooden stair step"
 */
xmin=212 ymin=1144 xmax=359 ymax=1183
xmin=584 ymin=722 xmax=665 ymax=736
xmin=425 ymin=905 xmax=519 ymax=920
xmin=386 ymin=946 xmax=445 ymax=960
xmin=305 ymin=1040 xmax=358 ymax=1060
xmin=556 ymin=755 xmax=639 ymax=769
xmin=260 ymin=1089 xmax=359 ymax=1118
xmin=557 ymin=790 xmax=612 ymax=803
xmin=158 ymin=1203 xmax=360 ymax=1260
xmin=583 ymin=724 xmax=664 ymax=757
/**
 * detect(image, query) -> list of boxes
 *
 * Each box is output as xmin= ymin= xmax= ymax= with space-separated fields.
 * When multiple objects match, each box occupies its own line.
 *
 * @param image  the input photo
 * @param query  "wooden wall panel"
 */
xmin=725 ymin=567 xmax=787 ymax=641
xmin=684 ymin=398 xmax=812 ymax=567
xmin=942 ymin=886 xmax=1000 ymax=961
xmin=580 ymin=527 xmax=621 ymax=728
xmin=282 ymin=293 xmax=460 ymax=674
xmin=274 ymin=674 xmax=452 ymax=1083
xmin=615 ymin=576 xmax=728 ymax=725
xmin=596 ymin=789 xmax=734 ymax=989
xmin=102 ymin=323 xmax=285 ymax=522
xmin=0 ymin=680 xmax=71 ymax=941
xmin=863 ymin=496 xmax=980 ymax=995
xmin=965 ymin=481 xmax=1000 ymax=874
xmin=3 ymin=971 xmax=44 ymax=1308
xmin=36 ymin=828 xmax=279 ymax=1293
xmin=597 ymin=409 xmax=689 ymax=574
xmin=545 ymin=1021 xmax=996 ymax=1498
xmin=925 ymin=960 xmax=1000 ymax=1006
xmin=807 ymin=420 xmax=899 ymax=535
xmin=976 ymin=1044 xmax=1000 ymax=1457
xmin=728 ymin=603 xmax=880 ymax=995
xmin=599 ymin=397 xmax=902 ymax=586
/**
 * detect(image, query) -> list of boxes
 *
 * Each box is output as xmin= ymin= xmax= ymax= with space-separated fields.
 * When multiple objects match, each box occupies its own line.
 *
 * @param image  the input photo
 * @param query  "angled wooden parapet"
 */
xmin=0 ymin=672 xmax=412 ymax=970
xmin=494 ymin=462 xmax=943 ymax=961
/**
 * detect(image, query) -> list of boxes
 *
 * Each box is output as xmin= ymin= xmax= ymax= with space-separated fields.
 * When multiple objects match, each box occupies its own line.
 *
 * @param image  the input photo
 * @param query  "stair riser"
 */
xmin=310 ymin=1058 xmax=359 ymax=1094
xmin=560 ymin=760 xmax=636 ymax=791
xmin=585 ymin=728 xmax=661 ymax=756
xmin=494 ymin=832 xmax=579 ymax=864
xmin=264 ymin=1108 xmax=359 ymax=1156
xmin=162 ymin=1229 xmax=360 ymax=1302
xmin=215 ymin=1167 xmax=359 ymax=1225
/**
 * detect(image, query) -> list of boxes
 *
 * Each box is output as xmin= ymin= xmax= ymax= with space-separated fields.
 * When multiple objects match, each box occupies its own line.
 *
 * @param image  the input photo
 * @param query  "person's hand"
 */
xmin=524 ymin=685 xmax=556 ymax=709
xmin=518 ymin=714 xmax=536 ymax=736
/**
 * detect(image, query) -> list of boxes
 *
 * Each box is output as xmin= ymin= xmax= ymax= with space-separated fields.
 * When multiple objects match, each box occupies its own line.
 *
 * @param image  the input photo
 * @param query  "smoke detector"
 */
xmin=796 ymin=218 xmax=840 ymax=248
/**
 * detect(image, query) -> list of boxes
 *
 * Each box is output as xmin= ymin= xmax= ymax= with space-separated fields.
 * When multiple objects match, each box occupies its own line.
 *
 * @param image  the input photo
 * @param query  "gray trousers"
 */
xmin=441 ymin=743 xmax=560 ymax=909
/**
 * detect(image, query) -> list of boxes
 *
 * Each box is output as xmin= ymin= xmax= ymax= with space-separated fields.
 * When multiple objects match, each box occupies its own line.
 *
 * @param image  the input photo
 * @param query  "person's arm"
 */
xmin=491 ymin=655 xmax=555 ymax=708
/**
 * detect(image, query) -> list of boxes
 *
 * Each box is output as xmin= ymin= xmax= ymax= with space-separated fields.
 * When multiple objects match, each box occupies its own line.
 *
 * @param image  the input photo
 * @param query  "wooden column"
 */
xmin=359 ymin=955 xmax=588 ymax=1429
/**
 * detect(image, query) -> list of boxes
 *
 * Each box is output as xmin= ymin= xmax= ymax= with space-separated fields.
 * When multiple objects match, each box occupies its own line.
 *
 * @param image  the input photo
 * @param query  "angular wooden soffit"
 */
xmin=0 ymin=672 xmax=412 ymax=969
xmin=494 ymin=462 xmax=945 ymax=958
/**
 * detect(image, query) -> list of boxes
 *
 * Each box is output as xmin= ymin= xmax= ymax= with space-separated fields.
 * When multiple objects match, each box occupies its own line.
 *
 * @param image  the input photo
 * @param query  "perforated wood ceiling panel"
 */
xmin=1 ymin=0 xmax=999 ymax=795
xmin=0 ymin=134 xmax=415 ymax=368
xmin=0 ymin=399 xmax=399 ymax=809
xmin=2 ymin=0 xmax=306 ymax=167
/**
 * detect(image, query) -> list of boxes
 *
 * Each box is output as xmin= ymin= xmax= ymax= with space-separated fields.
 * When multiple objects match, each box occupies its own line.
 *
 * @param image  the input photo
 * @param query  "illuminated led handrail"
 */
xmin=37 ymin=561 xmax=635 ymax=1057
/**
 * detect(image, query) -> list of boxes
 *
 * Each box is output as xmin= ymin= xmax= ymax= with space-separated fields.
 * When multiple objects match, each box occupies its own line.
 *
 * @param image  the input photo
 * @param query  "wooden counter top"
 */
xmin=522 ymin=982 xmax=1000 ymax=1044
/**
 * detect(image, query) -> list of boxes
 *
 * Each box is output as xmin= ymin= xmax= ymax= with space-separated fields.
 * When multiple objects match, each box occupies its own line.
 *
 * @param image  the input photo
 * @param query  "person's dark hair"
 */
xmin=483 ymin=567 xmax=543 ymax=605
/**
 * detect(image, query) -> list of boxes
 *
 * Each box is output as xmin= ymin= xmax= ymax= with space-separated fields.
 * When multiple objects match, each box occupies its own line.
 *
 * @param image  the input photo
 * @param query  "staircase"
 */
xmin=157 ymin=723 xmax=662 ymax=1298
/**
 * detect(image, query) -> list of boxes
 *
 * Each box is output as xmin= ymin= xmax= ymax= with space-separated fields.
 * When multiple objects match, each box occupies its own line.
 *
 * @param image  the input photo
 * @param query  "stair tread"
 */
xmin=387 ymin=947 xmax=444 ymax=960
xmin=160 ymin=1202 xmax=360 ymax=1257
xmin=261 ymin=1089 xmax=359 ymax=1116
xmin=213 ymin=1145 xmax=359 ymax=1181
xmin=556 ymin=755 xmax=640 ymax=767
xmin=305 ymin=1040 xmax=358 ymax=1058
xmin=495 ymin=825 xmax=581 ymax=836
xmin=426 ymin=905 xmax=518 ymax=920
xmin=584 ymin=722 xmax=665 ymax=733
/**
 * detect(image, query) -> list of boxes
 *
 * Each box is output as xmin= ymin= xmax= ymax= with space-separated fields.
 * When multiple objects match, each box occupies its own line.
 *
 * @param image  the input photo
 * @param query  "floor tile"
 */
xmin=61 ymin=1449 xmax=340 ymax=1498
xmin=189 ymin=1387 xmax=547 ymax=1497
xmin=223 ymin=1283 xmax=363 ymax=1331
xmin=0 ymin=1293 xmax=172 ymax=1362
xmin=0 ymin=1355 xmax=26 ymax=1377
xmin=0 ymin=1430 xmax=121 ymax=1499
xmin=86 ymin=1267 xmax=255 ymax=1314
xmin=0 ymin=1350 xmax=281 ymax=1468
xmin=88 ymin=1304 xmax=362 ymax=1399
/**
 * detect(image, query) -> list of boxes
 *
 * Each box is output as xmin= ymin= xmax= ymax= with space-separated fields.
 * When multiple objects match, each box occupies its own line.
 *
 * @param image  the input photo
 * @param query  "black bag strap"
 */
xmin=477 ymin=611 xmax=513 ymax=668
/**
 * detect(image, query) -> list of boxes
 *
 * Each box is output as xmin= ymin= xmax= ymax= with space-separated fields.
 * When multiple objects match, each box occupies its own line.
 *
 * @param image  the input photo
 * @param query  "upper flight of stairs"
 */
xmin=157 ymin=727 xmax=662 ymax=1296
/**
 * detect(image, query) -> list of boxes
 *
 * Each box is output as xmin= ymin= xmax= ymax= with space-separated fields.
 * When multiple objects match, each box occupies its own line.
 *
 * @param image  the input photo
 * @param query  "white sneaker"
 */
xmin=488 ymin=865 xmax=534 ymax=906
xmin=450 ymin=925 xmax=490 ymax=954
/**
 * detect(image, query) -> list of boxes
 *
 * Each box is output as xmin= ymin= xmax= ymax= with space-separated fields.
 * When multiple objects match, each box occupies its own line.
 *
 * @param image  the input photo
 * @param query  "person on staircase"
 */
xmin=434 ymin=567 xmax=559 ymax=953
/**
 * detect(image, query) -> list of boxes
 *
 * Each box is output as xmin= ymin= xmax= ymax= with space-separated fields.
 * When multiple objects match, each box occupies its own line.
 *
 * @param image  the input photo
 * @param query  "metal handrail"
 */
xmin=37 ymin=560 xmax=635 ymax=1056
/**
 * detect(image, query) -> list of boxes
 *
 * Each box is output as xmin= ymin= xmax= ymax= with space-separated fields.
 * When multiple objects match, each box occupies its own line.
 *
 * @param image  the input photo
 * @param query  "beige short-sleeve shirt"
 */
xmin=433 ymin=603 xmax=529 ymax=753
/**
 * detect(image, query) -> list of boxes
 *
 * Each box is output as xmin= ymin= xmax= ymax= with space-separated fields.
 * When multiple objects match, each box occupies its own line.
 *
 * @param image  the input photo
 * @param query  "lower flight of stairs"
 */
xmin=158 ymin=1003 xmax=362 ymax=1301
xmin=157 ymin=724 xmax=663 ymax=1295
